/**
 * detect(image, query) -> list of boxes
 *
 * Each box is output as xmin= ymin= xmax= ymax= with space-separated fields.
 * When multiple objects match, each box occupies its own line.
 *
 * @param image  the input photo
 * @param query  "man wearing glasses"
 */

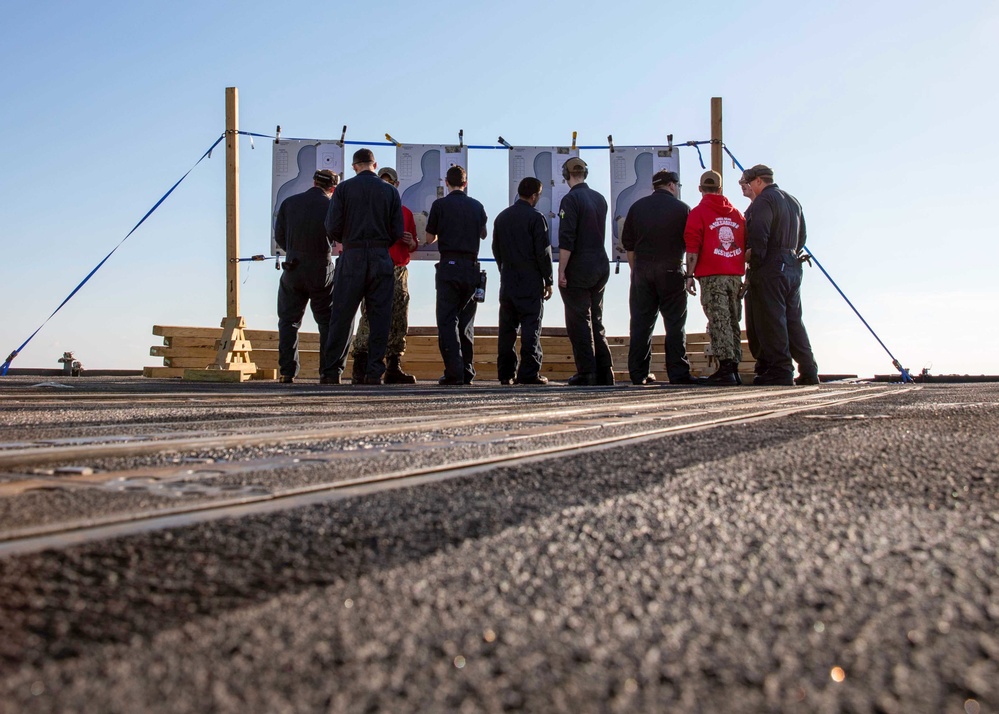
xmin=741 ymin=164 xmax=818 ymax=386
xmin=321 ymin=148 xmax=404 ymax=385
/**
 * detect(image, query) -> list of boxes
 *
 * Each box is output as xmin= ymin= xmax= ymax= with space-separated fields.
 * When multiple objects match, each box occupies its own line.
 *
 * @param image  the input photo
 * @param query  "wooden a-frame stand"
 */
xmin=184 ymin=87 xmax=269 ymax=382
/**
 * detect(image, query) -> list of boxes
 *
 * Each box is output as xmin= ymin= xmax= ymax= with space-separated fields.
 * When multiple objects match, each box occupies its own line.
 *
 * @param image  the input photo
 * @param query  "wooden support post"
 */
xmin=711 ymin=97 xmax=723 ymax=187
xmin=183 ymin=87 xmax=268 ymax=382
xmin=226 ymin=86 xmax=240 ymax=318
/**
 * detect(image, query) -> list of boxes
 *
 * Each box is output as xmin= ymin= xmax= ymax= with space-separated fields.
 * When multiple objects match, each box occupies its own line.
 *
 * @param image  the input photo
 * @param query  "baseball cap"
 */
xmin=652 ymin=170 xmax=680 ymax=187
xmin=377 ymin=167 xmax=399 ymax=182
xmin=699 ymin=170 xmax=722 ymax=190
xmin=563 ymin=157 xmax=587 ymax=174
xmin=741 ymin=164 xmax=774 ymax=182
xmin=313 ymin=169 xmax=337 ymax=188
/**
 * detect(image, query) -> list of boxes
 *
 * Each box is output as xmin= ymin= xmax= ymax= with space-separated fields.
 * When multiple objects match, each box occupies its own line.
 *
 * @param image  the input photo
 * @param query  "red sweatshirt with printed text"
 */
xmin=389 ymin=205 xmax=418 ymax=267
xmin=683 ymin=193 xmax=746 ymax=277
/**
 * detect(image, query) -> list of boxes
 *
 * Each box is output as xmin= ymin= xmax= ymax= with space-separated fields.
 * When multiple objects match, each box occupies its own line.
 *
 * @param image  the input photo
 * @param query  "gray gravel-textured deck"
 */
xmin=0 ymin=380 xmax=996 ymax=713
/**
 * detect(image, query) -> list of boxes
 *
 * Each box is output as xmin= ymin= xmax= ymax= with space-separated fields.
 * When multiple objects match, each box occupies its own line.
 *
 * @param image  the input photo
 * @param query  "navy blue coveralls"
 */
xmin=557 ymin=182 xmax=613 ymax=383
xmin=492 ymin=198 xmax=553 ymax=382
xmin=745 ymin=184 xmax=817 ymax=384
xmin=427 ymin=189 xmax=488 ymax=383
xmin=620 ymin=189 xmax=693 ymax=384
xmin=323 ymin=170 xmax=404 ymax=382
xmin=274 ymin=186 xmax=334 ymax=379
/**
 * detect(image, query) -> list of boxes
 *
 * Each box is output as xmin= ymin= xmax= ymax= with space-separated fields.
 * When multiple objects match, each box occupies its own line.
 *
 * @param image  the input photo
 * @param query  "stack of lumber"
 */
xmin=145 ymin=325 xmax=753 ymax=382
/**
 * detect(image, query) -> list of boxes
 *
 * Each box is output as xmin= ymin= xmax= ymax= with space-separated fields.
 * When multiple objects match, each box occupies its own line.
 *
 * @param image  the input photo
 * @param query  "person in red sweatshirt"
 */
xmin=683 ymin=170 xmax=747 ymax=386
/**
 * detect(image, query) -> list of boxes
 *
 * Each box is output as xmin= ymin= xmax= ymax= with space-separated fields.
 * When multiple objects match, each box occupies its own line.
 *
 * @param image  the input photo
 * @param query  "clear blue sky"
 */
xmin=2 ymin=1 xmax=997 ymax=377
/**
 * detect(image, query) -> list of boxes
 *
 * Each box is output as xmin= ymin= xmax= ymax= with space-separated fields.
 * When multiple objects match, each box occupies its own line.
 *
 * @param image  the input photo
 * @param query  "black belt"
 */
xmin=635 ymin=254 xmax=682 ymax=267
xmin=284 ymin=253 xmax=333 ymax=261
xmin=342 ymin=241 xmax=390 ymax=250
xmin=440 ymin=251 xmax=477 ymax=261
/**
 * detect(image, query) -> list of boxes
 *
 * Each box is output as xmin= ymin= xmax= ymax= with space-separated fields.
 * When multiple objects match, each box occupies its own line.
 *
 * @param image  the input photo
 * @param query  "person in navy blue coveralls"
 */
xmin=321 ymin=148 xmax=404 ymax=385
xmin=492 ymin=177 xmax=554 ymax=385
xmin=274 ymin=169 xmax=337 ymax=383
xmin=556 ymin=157 xmax=614 ymax=386
xmin=742 ymin=164 xmax=818 ymax=386
xmin=425 ymin=165 xmax=488 ymax=386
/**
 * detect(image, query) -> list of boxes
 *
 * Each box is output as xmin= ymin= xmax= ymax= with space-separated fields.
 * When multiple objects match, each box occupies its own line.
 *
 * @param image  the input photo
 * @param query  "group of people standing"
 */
xmin=273 ymin=147 xmax=816 ymax=388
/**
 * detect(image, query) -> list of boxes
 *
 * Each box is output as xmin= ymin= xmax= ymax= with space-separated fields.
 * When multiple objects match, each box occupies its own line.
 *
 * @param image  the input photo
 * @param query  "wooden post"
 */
xmin=182 ymin=87 xmax=271 ymax=382
xmin=225 ymin=87 xmax=240 ymax=318
xmin=711 ymin=97 xmax=723 ymax=187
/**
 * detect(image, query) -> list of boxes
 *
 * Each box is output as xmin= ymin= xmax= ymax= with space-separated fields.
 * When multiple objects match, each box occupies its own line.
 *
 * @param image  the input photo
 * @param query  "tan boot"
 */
xmin=384 ymin=354 xmax=417 ymax=384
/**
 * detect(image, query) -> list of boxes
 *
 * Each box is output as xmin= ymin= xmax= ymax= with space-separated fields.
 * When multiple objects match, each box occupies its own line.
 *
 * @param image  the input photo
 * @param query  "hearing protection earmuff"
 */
xmin=561 ymin=158 xmax=588 ymax=182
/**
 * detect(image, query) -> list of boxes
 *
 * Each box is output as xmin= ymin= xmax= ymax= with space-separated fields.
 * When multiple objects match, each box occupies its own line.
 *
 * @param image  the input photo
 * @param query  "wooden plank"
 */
xmin=153 ymin=325 xmax=222 ymax=338
xmin=151 ymin=346 xmax=215 ymax=358
xmin=154 ymin=325 xmax=740 ymax=343
xmin=183 ymin=368 xmax=249 ymax=383
xmin=164 ymin=336 xmax=222 ymax=349
xmin=150 ymin=325 xmax=753 ymax=380
xmin=143 ymin=366 xmax=186 ymax=378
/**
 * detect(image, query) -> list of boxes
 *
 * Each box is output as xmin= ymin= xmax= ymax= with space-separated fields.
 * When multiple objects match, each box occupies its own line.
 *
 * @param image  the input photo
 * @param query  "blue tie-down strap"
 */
xmin=1 ymin=133 xmax=225 ymax=376
xmin=802 ymin=248 xmax=912 ymax=383
xmin=687 ymin=141 xmax=706 ymax=169
xmin=725 ymin=142 xmax=910 ymax=382
xmin=723 ymin=145 xmax=745 ymax=172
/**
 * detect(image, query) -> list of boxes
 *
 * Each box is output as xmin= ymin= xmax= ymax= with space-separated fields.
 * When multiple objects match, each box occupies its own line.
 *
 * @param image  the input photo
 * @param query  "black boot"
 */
xmin=567 ymin=372 xmax=596 ymax=386
xmin=596 ymin=367 xmax=616 ymax=386
xmin=385 ymin=354 xmax=417 ymax=384
xmin=351 ymin=352 xmax=367 ymax=385
xmin=705 ymin=360 xmax=739 ymax=386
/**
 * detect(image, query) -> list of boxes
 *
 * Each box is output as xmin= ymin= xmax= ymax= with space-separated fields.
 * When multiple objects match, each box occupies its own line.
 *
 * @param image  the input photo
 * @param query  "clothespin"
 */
xmin=666 ymin=133 xmax=673 ymax=157
xmin=248 ymin=135 xmax=255 ymax=150
xmin=275 ymin=125 xmax=282 ymax=145
xmin=571 ymin=131 xmax=577 ymax=150
xmin=497 ymin=136 xmax=513 ymax=149
xmin=385 ymin=133 xmax=400 ymax=146
xmin=459 ymin=129 xmax=464 ymax=149
xmin=607 ymin=134 xmax=614 ymax=153
xmin=338 ymin=125 xmax=346 ymax=147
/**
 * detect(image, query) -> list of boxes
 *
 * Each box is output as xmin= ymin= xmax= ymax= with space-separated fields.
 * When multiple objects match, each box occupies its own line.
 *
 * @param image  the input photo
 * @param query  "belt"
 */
xmin=439 ymin=251 xmax=477 ymax=261
xmin=342 ymin=240 xmax=390 ymax=250
xmin=284 ymin=252 xmax=333 ymax=261
xmin=635 ymin=254 xmax=682 ymax=268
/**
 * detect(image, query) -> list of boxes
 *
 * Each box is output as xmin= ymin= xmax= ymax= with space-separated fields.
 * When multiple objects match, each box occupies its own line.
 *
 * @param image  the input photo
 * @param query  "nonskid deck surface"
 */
xmin=0 ymin=378 xmax=996 ymax=712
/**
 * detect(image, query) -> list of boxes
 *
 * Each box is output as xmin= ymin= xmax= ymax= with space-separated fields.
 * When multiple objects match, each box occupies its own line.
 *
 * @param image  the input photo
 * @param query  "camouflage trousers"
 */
xmin=352 ymin=265 xmax=410 ymax=358
xmin=699 ymin=274 xmax=743 ymax=363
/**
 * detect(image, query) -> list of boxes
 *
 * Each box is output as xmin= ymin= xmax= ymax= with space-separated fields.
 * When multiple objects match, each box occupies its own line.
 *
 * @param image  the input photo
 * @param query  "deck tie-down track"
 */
xmin=0 ymin=385 xmax=906 ymax=555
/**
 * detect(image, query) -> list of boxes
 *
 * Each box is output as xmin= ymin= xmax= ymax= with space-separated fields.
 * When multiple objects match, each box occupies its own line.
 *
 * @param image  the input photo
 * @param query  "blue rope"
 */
xmin=1 ymin=133 xmax=226 ymax=376
xmin=723 ymin=145 xmax=912 ymax=382
xmin=249 ymin=131 xmax=715 ymax=154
